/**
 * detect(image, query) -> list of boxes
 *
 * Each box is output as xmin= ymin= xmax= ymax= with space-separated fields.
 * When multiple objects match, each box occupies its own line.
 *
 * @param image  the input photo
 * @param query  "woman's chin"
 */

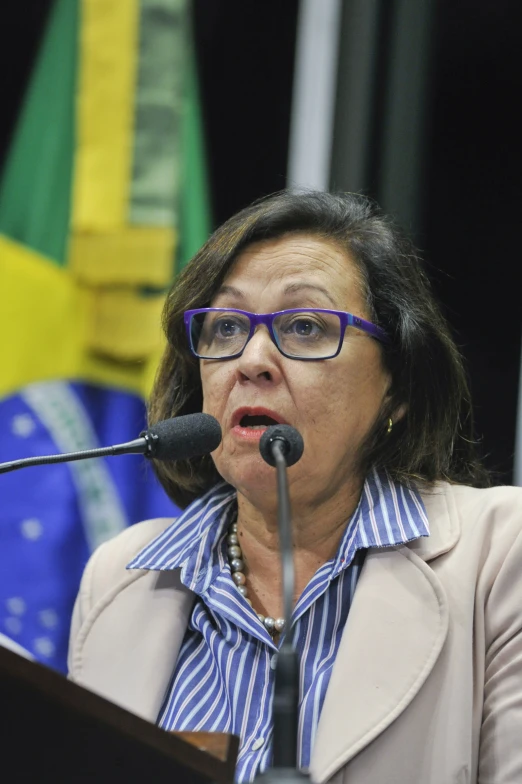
xmin=217 ymin=456 xmax=281 ymax=502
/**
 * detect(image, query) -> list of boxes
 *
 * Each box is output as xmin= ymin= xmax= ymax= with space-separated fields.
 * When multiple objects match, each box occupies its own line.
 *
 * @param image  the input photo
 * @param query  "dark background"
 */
xmin=1 ymin=0 xmax=521 ymax=482
xmin=424 ymin=0 xmax=522 ymax=483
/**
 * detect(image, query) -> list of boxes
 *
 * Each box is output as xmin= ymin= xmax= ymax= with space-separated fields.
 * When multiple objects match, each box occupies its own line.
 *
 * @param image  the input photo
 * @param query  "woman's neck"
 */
xmin=233 ymin=482 xmax=363 ymax=619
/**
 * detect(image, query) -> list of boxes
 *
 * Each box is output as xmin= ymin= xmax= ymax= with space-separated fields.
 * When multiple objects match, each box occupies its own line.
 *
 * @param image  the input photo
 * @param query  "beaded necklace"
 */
xmin=227 ymin=522 xmax=285 ymax=636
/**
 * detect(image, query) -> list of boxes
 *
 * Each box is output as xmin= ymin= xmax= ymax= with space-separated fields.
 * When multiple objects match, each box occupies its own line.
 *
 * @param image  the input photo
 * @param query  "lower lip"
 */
xmin=232 ymin=425 xmax=270 ymax=441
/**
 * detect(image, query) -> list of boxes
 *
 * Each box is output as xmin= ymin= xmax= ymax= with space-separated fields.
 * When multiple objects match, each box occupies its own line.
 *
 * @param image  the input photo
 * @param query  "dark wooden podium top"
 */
xmin=0 ymin=644 xmax=239 ymax=782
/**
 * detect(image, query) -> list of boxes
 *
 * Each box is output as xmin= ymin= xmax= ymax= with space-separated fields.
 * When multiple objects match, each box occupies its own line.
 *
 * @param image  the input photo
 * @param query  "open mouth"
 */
xmin=239 ymin=414 xmax=280 ymax=429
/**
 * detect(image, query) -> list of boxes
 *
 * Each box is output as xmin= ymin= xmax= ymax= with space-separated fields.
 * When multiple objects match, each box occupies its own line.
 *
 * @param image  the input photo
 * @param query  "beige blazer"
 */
xmin=68 ymin=482 xmax=522 ymax=783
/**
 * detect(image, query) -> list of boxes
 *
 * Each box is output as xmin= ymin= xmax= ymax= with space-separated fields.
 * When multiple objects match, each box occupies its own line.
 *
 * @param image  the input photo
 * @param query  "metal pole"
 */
xmin=287 ymin=0 xmax=343 ymax=191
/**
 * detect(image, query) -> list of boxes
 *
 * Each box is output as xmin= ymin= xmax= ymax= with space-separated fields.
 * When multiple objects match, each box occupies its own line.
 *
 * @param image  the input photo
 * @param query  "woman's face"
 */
xmin=200 ymin=234 xmax=391 ymax=510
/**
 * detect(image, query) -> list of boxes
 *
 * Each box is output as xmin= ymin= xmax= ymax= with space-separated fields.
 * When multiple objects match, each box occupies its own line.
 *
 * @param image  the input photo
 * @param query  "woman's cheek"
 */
xmin=201 ymin=370 xmax=224 ymax=418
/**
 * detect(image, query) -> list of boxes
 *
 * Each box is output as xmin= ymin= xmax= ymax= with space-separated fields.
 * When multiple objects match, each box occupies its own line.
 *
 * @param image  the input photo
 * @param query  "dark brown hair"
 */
xmin=149 ymin=190 xmax=489 ymax=508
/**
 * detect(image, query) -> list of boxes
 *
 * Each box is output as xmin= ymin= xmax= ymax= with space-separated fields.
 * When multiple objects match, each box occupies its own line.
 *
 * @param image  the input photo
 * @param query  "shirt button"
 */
xmin=271 ymin=654 xmax=278 ymax=670
xmin=252 ymin=738 xmax=265 ymax=751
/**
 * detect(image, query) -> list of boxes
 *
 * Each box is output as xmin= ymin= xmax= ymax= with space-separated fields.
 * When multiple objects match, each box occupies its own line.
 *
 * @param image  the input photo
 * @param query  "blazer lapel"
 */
xmin=76 ymin=568 xmax=194 ymax=722
xmin=310 ymin=545 xmax=449 ymax=782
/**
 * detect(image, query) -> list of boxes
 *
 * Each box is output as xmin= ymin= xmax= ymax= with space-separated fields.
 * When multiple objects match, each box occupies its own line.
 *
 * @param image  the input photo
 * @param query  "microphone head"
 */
xmin=259 ymin=425 xmax=304 ymax=468
xmin=144 ymin=413 xmax=222 ymax=461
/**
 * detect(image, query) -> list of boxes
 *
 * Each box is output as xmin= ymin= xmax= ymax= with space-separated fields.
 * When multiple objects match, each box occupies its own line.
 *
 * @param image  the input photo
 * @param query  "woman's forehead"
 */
xmin=215 ymin=235 xmax=365 ymax=310
xmin=225 ymin=234 xmax=361 ymax=285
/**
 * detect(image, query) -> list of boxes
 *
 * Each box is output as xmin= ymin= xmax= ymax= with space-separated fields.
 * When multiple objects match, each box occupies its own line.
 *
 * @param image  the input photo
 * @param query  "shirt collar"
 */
xmin=330 ymin=466 xmax=430 ymax=578
xmin=127 ymin=468 xmax=429 ymax=578
xmin=127 ymin=481 xmax=236 ymax=573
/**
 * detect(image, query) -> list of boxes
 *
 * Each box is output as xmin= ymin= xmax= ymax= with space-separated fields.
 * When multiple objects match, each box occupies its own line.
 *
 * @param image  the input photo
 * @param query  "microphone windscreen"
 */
xmin=259 ymin=425 xmax=304 ymax=468
xmin=145 ymin=413 xmax=222 ymax=461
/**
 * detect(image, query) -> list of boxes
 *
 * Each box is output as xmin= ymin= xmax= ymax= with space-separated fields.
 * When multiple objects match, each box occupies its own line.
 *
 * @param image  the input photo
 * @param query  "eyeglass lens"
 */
xmin=190 ymin=311 xmax=342 ymax=359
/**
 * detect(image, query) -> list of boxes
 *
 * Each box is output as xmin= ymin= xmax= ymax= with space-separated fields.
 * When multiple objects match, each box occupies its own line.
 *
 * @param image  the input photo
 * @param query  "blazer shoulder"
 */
xmin=447 ymin=483 xmax=522 ymax=525
xmin=416 ymin=482 xmax=522 ymax=562
xmin=439 ymin=483 xmax=522 ymax=559
xmin=94 ymin=517 xmax=176 ymax=570
xmin=77 ymin=518 xmax=176 ymax=617
xmin=451 ymin=484 xmax=522 ymax=555
xmin=424 ymin=481 xmax=522 ymax=524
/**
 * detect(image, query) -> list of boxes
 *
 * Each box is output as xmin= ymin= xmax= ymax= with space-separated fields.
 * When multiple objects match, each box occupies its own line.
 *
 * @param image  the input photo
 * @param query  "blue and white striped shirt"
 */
xmin=128 ymin=468 xmax=429 ymax=782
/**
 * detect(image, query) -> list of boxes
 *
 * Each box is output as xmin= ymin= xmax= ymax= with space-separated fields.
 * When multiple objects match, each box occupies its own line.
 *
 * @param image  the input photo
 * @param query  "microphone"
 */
xmin=259 ymin=425 xmax=304 ymax=468
xmin=0 ymin=413 xmax=222 ymax=475
xmin=143 ymin=413 xmax=222 ymax=461
xmin=257 ymin=425 xmax=308 ymax=783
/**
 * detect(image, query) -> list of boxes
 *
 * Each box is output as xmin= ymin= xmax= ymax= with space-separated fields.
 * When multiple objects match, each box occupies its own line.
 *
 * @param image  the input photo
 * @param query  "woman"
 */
xmin=68 ymin=191 xmax=522 ymax=783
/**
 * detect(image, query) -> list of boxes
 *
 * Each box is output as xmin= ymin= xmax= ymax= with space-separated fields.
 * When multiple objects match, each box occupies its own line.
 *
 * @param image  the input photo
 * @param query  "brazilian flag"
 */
xmin=0 ymin=0 xmax=210 ymax=671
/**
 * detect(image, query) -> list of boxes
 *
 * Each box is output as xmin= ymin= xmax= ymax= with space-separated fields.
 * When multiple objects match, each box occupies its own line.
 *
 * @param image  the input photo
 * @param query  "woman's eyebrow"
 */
xmin=213 ymin=281 xmax=337 ymax=306
xmin=213 ymin=284 xmax=245 ymax=301
xmin=283 ymin=282 xmax=336 ymax=306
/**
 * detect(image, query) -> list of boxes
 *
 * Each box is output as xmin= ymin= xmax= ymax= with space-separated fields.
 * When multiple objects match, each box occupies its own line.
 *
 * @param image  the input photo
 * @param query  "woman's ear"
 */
xmin=393 ymin=402 xmax=407 ymax=423
xmin=382 ymin=381 xmax=407 ymax=424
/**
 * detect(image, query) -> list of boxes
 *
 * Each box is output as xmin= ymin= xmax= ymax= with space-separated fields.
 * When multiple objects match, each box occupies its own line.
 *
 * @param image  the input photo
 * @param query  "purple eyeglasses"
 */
xmin=184 ymin=308 xmax=390 ymax=361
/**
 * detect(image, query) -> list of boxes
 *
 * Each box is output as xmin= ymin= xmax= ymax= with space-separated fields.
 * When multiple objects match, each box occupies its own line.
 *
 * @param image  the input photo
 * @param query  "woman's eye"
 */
xmin=286 ymin=318 xmax=323 ymax=337
xmin=214 ymin=318 xmax=244 ymax=338
xmin=296 ymin=320 xmax=316 ymax=336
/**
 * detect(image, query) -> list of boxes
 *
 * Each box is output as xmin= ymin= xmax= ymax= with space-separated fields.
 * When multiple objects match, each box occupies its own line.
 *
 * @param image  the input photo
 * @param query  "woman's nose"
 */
xmin=236 ymin=325 xmax=281 ymax=380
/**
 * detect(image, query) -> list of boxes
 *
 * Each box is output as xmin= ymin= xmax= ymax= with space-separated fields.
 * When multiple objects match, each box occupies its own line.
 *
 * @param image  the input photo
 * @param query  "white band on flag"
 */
xmin=21 ymin=382 xmax=129 ymax=551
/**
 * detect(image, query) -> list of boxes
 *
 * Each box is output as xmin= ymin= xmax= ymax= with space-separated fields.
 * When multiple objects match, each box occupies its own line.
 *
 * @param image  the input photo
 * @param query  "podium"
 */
xmin=0 ymin=645 xmax=239 ymax=782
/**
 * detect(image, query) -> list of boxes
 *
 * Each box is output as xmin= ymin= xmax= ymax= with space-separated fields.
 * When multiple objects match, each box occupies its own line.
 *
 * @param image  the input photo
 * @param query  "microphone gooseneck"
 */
xmin=257 ymin=425 xmax=309 ymax=783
